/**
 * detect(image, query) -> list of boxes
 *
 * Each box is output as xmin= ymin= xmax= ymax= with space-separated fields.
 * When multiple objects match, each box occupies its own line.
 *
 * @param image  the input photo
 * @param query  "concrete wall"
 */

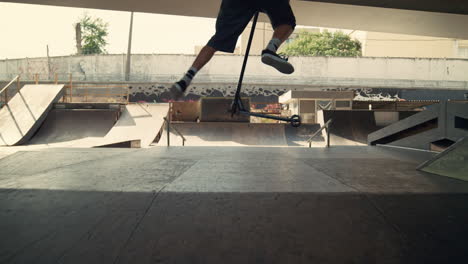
xmin=1 ymin=80 xmax=466 ymax=104
xmin=1 ymin=54 xmax=468 ymax=91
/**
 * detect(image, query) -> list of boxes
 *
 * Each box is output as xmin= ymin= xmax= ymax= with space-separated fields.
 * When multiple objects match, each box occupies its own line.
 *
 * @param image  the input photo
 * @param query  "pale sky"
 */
xmin=0 ymin=2 xmax=218 ymax=59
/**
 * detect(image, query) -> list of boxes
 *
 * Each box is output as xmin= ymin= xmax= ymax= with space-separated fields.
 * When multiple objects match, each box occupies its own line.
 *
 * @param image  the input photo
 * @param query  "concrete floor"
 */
xmin=1 ymin=146 xmax=468 ymax=263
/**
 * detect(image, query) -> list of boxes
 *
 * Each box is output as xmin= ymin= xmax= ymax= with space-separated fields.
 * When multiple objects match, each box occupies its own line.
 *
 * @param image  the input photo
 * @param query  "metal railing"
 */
xmin=307 ymin=119 xmax=333 ymax=148
xmin=164 ymin=117 xmax=186 ymax=146
xmin=63 ymin=83 xmax=129 ymax=104
xmin=0 ymin=75 xmax=20 ymax=108
xmin=15 ymin=73 xmax=130 ymax=104
xmin=60 ymin=73 xmax=129 ymax=104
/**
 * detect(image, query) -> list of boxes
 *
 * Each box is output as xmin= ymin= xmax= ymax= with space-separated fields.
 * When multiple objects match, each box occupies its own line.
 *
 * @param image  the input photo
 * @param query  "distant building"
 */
xmin=195 ymin=24 xmax=468 ymax=59
xmin=351 ymin=31 xmax=468 ymax=59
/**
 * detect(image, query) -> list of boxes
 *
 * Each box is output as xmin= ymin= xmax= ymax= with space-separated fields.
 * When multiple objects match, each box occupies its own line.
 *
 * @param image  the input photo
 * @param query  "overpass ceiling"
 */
xmin=303 ymin=0 xmax=468 ymax=15
xmin=4 ymin=0 xmax=468 ymax=39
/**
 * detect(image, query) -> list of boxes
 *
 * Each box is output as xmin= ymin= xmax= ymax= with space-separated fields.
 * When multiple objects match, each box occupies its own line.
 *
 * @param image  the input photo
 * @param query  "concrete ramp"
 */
xmin=368 ymin=105 xmax=439 ymax=147
xmin=417 ymin=137 xmax=468 ymax=181
xmin=316 ymin=110 xmax=375 ymax=146
xmin=95 ymin=103 xmax=169 ymax=147
xmin=161 ymin=123 xmax=320 ymax=147
xmin=28 ymin=109 xmax=117 ymax=147
xmin=28 ymin=103 xmax=168 ymax=148
xmin=0 ymin=85 xmax=64 ymax=146
xmin=368 ymin=101 xmax=468 ymax=150
xmin=322 ymin=110 xmax=381 ymax=144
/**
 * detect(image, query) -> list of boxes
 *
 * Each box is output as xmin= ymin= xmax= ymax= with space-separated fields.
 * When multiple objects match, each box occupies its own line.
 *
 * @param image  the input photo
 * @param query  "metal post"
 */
xmin=75 ymin=23 xmax=82 ymax=55
xmin=166 ymin=118 xmax=170 ymax=147
xmin=69 ymin=73 xmax=73 ymax=103
xmin=17 ymin=75 xmax=20 ymax=92
xmin=126 ymin=87 xmax=130 ymax=104
xmin=125 ymin=12 xmax=134 ymax=81
xmin=47 ymin=45 xmax=51 ymax=81
xmin=326 ymin=127 xmax=330 ymax=148
xmin=166 ymin=104 xmax=171 ymax=146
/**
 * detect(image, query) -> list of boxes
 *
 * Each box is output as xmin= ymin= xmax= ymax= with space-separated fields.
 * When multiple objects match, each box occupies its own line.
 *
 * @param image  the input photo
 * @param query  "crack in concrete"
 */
xmin=1 ymin=231 xmax=54 ymax=263
xmin=55 ymin=208 xmax=111 ymax=263
xmin=299 ymin=159 xmax=409 ymax=245
xmin=112 ymin=160 xmax=198 ymax=264
xmin=112 ymin=188 xmax=164 ymax=264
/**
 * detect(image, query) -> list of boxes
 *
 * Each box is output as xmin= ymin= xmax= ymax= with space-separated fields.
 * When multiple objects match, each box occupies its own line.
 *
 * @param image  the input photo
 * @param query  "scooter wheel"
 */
xmin=290 ymin=115 xmax=301 ymax=127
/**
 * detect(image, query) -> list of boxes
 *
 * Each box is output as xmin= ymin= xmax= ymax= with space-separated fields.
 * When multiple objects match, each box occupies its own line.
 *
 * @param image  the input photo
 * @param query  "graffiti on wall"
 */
xmin=129 ymin=83 xmax=290 ymax=103
xmin=129 ymin=83 xmax=466 ymax=103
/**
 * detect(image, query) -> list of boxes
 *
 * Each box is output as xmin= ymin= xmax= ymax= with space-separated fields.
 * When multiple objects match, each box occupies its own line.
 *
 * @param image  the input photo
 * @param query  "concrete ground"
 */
xmin=1 ymin=146 xmax=468 ymax=263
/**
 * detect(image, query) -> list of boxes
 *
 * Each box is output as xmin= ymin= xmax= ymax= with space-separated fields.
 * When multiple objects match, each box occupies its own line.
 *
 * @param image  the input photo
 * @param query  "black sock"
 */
xmin=181 ymin=67 xmax=198 ymax=86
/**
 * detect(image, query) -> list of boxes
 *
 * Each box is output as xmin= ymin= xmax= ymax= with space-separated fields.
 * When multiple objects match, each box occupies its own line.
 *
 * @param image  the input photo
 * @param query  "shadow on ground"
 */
xmin=1 ymin=189 xmax=467 ymax=264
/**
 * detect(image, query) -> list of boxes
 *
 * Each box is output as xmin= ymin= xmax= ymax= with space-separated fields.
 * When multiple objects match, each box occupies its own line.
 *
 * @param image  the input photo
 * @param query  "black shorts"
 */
xmin=207 ymin=0 xmax=296 ymax=53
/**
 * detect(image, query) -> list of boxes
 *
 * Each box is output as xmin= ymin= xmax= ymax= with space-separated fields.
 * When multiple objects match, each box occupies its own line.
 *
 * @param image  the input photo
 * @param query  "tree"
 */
xmin=282 ymin=30 xmax=362 ymax=57
xmin=75 ymin=14 xmax=109 ymax=55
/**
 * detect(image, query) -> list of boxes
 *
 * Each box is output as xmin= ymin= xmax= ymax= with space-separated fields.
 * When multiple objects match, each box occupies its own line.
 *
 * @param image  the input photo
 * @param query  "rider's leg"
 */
xmin=170 ymin=0 xmax=255 ymax=99
xmin=273 ymin=24 xmax=294 ymax=42
xmin=171 ymin=45 xmax=217 ymax=96
xmin=192 ymin=45 xmax=217 ymax=70
xmin=261 ymin=0 xmax=296 ymax=74
xmin=266 ymin=24 xmax=294 ymax=53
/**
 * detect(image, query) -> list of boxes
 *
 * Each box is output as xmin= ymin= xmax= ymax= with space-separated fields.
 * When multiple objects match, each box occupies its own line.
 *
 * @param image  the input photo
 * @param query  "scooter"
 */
xmin=230 ymin=11 xmax=301 ymax=127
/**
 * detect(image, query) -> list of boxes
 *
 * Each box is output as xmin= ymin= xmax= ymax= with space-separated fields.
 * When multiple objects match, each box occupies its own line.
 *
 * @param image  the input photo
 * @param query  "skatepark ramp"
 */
xmin=159 ymin=123 xmax=322 ymax=147
xmin=0 ymin=84 xmax=64 ymax=146
xmin=98 ymin=103 xmax=169 ymax=147
xmin=368 ymin=101 xmax=468 ymax=151
xmin=27 ymin=103 xmax=169 ymax=148
xmin=163 ymin=109 xmax=401 ymax=147
xmin=28 ymin=108 xmax=118 ymax=147
xmin=417 ymin=137 xmax=468 ymax=181
xmin=320 ymin=110 xmax=381 ymax=144
xmin=315 ymin=110 xmax=412 ymax=146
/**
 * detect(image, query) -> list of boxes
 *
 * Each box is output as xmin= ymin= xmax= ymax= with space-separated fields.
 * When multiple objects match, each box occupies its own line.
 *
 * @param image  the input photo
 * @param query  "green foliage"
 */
xmin=77 ymin=14 xmax=109 ymax=55
xmin=282 ymin=30 xmax=362 ymax=57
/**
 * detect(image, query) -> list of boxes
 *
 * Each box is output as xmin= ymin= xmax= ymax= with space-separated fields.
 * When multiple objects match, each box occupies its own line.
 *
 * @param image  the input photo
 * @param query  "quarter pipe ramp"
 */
xmin=27 ymin=103 xmax=169 ymax=148
xmin=0 ymin=85 xmax=64 ymax=146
